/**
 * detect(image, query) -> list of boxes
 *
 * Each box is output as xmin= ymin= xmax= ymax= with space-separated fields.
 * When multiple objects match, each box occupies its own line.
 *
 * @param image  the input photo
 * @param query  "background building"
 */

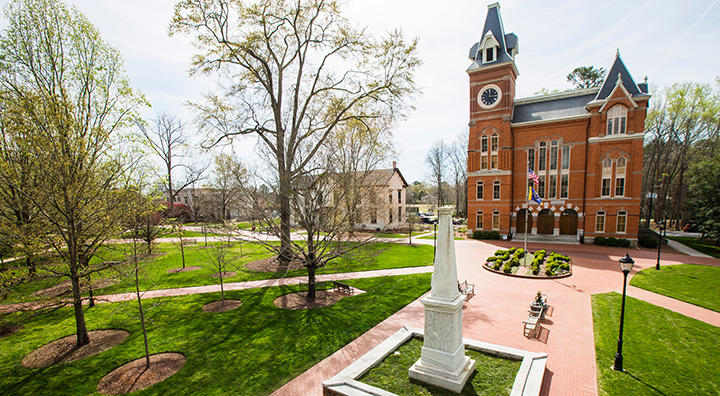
xmin=466 ymin=3 xmax=648 ymax=245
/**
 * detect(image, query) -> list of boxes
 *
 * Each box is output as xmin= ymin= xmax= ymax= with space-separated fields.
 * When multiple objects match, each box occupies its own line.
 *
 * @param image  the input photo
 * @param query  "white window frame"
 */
xmin=492 ymin=211 xmax=500 ymax=230
xmin=615 ymin=157 xmax=626 ymax=197
xmin=476 ymin=211 xmax=484 ymax=229
xmin=596 ymin=211 xmax=606 ymax=233
xmin=493 ymin=180 xmax=501 ymax=200
xmin=607 ymin=105 xmax=628 ymax=135
xmin=617 ymin=210 xmax=627 ymax=233
xmin=601 ymin=158 xmax=612 ymax=197
xmin=476 ymin=181 xmax=484 ymax=200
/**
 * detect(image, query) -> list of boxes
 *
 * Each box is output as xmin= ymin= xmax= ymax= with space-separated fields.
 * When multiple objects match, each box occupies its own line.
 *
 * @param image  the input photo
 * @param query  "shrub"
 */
xmin=639 ymin=234 xmax=658 ymax=248
xmin=472 ymin=230 xmax=502 ymax=240
xmin=493 ymin=261 xmax=501 ymax=270
xmin=619 ymin=238 xmax=631 ymax=248
xmin=502 ymin=262 xmax=512 ymax=273
xmin=594 ymin=236 xmax=607 ymax=245
xmin=508 ymin=247 xmax=517 ymax=253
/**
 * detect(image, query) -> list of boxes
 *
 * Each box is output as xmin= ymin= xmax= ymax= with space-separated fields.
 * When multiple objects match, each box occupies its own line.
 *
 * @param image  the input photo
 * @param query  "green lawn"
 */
xmin=666 ymin=236 xmax=720 ymax=259
xmin=630 ymin=264 xmax=720 ymax=312
xmin=359 ymin=338 xmax=520 ymax=395
xmin=418 ymin=235 xmax=464 ymax=240
xmin=592 ymin=293 xmax=720 ymax=396
xmin=1 ymin=242 xmax=434 ymax=304
xmin=0 ymin=273 xmax=432 ymax=395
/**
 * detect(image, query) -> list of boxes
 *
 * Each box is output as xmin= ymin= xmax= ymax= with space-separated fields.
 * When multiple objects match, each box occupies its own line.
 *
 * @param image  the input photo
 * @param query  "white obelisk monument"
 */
xmin=408 ymin=207 xmax=476 ymax=392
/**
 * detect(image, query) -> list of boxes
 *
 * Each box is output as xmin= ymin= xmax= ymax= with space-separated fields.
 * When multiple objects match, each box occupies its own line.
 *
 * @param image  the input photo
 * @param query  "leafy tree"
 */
xmin=210 ymin=153 xmax=247 ymax=221
xmin=642 ymin=81 xmax=720 ymax=229
xmin=171 ymin=0 xmax=420 ymax=262
xmin=688 ymin=156 xmax=720 ymax=243
xmin=567 ymin=66 xmax=606 ymax=89
xmin=0 ymin=0 xmax=145 ymax=347
xmin=449 ymin=132 xmax=468 ymax=218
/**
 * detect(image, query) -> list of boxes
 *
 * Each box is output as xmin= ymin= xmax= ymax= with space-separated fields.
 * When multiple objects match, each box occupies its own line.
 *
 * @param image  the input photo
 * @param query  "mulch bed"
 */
xmin=32 ymin=278 xmax=118 ymax=298
xmin=166 ymin=266 xmax=201 ymax=274
xmin=0 ymin=324 xmax=23 ymax=339
xmin=202 ymin=300 xmax=243 ymax=313
xmin=22 ymin=329 xmax=129 ymax=368
xmin=209 ymin=271 xmax=236 ymax=278
xmin=244 ymin=256 xmax=304 ymax=273
xmin=97 ymin=353 xmax=186 ymax=395
xmin=273 ymin=290 xmax=345 ymax=310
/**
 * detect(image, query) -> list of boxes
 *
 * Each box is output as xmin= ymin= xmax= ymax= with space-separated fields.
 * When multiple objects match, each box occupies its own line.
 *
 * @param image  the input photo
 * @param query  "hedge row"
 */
xmin=593 ymin=236 xmax=631 ymax=247
xmin=472 ymin=230 xmax=501 ymax=240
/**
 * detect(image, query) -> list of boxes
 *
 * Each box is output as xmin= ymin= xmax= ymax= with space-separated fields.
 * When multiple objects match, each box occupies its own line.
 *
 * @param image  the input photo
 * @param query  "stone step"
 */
xmin=513 ymin=234 xmax=579 ymax=245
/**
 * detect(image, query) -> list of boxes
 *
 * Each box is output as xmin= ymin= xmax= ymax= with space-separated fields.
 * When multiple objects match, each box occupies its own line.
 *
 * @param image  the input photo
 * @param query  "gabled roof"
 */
xmin=467 ymin=3 xmax=516 ymax=70
xmin=595 ymin=52 xmax=643 ymax=101
xmin=364 ymin=168 xmax=408 ymax=188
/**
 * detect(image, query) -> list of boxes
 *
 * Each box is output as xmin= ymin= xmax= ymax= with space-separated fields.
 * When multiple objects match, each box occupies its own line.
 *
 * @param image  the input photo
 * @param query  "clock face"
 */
xmin=477 ymin=84 xmax=502 ymax=109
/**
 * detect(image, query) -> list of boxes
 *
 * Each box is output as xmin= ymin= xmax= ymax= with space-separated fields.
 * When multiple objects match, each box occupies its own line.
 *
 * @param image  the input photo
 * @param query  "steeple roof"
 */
xmin=595 ymin=51 xmax=644 ymax=101
xmin=467 ymin=3 xmax=518 ymax=70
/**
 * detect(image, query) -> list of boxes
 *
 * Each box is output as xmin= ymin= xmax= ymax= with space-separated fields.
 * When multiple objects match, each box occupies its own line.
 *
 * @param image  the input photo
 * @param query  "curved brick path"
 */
xmin=270 ymin=239 xmax=720 ymax=396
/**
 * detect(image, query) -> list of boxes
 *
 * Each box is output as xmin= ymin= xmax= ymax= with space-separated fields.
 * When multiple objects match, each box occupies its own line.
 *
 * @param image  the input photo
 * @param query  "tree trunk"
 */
xmin=70 ymin=266 xmax=90 ymax=347
xmin=307 ymin=264 xmax=316 ymax=301
xmin=134 ymin=259 xmax=151 ymax=369
xmin=26 ymin=254 xmax=35 ymax=276
xmin=180 ymin=245 xmax=186 ymax=268
xmin=278 ymin=170 xmax=293 ymax=263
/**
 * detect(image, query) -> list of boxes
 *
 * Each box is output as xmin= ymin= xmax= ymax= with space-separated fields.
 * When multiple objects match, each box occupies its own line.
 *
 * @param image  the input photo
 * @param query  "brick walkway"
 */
xmin=270 ymin=239 xmax=720 ymax=396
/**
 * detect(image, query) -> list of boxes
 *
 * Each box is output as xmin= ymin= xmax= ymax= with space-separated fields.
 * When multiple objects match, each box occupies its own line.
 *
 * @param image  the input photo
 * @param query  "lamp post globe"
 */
xmin=613 ymin=253 xmax=634 ymax=372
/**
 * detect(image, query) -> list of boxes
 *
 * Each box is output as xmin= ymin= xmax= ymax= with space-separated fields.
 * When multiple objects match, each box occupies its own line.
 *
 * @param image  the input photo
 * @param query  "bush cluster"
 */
xmin=531 ymin=249 xmax=546 ymax=275
xmin=486 ymin=248 xmax=524 ymax=274
xmin=545 ymin=252 xmax=571 ymax=276
xmin=472 ymin=230 xmax=501 ymax=240
xmin=593 ymin=236 xmax=631 ymax=247
xmin=638 ymin=234 xmax=658 ymax=248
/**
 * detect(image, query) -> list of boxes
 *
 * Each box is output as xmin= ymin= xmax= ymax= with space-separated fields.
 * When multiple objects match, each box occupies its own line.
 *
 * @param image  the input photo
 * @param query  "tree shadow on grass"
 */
xmin=625 ymin=372 xmax=670 ymax=396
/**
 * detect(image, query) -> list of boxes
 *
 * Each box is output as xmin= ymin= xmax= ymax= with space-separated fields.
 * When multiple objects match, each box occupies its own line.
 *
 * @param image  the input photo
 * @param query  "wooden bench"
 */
xmin=458 ymin=280 xmax=475 ymax=298
xmin=332 ymin=281 xmax=353 ymax=295
xmin=523 ymin=313 xmax=540 ymax=338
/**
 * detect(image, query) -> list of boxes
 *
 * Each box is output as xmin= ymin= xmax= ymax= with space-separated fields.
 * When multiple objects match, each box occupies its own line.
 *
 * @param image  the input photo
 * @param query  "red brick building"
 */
xmin=466 ymin=3 xmax=649 ymax=245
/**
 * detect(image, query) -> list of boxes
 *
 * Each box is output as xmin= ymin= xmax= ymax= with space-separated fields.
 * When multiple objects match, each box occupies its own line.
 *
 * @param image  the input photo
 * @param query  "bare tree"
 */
xmin=171 ymin=0 xmax=420 ymax=262
xmin=139 ymin=112 xmax=208 ymax=206
xmin=426 ymin=140 xmax=449 ymax=207
xmin=210 ymin=153 xmax=247 ymax=221
xmin=449 ymin=132 xmax=469 ymax=218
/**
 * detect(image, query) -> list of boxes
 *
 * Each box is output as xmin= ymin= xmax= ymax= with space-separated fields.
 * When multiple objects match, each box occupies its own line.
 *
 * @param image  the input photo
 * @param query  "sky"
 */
xmin=2 ymin=0 xmax=720 ymax=183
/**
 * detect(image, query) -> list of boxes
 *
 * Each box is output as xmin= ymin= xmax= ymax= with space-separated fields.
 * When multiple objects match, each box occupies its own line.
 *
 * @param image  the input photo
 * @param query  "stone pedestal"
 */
xmin=408 ymin=207 xmax=475 ymax=393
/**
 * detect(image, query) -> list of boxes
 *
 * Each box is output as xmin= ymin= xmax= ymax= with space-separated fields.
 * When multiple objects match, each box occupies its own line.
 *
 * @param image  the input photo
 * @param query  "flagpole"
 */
xmin=524 ymin=184 xmax=529 ymax=266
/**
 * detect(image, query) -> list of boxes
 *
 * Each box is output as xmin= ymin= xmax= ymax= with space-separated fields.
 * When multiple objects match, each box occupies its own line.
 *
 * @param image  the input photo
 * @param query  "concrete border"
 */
xmin=322 ymin=326 xmax=547 ymax=396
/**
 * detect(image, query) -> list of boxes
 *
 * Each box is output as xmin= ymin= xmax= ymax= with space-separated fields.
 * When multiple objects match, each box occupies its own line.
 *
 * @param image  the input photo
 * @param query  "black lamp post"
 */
xmin=612 ymin=253 xmax=635 ymax=372
xmin=656 ymin=213 xmax=665 ymax=271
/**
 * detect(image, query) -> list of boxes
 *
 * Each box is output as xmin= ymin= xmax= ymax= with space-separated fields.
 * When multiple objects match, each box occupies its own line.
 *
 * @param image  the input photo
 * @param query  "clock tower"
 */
xmin=466 ymin=2 xmax=519 ymax=233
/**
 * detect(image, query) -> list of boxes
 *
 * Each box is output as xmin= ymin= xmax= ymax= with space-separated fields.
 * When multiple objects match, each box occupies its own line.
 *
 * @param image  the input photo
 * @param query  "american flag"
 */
xmin=528 ymin=168 xmax=540 ymax=185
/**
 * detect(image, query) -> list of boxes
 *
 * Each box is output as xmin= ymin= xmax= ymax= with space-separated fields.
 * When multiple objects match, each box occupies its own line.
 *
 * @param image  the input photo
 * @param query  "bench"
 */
xmin=332 ymin=281 xmax=353 ymax=295
xmin=523 ymin=313 xmax=540 ymax=338
xmin=458 ymin=280 xmax=475 ymax=298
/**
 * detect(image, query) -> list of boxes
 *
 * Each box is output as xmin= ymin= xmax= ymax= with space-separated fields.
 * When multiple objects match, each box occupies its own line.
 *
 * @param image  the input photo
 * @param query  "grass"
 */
xmin=359 ymin=338 xmax=520 ymax=395
xmin=592 ymin=293 xmax=720 ymax=396
xmin=1 ymin=242 xmax=434 ymax=304
xmin=0 ymin=273 xmax=432 ymax=395
xmin=630 ymin=264 xmax=720 ymax=312
xmin=666 ymin=236 xmax=720 ymax=259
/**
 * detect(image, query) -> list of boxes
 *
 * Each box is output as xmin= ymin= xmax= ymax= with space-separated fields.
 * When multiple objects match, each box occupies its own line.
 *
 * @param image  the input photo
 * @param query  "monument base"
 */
xmin=408 ymin=355 xmax=476 ymax=393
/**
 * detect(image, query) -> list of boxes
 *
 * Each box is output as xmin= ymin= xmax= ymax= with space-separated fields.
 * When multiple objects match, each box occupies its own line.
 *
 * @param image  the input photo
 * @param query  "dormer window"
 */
xmin=485 ymin=47 xmax=495 ymax=63
xmin=607 ymin=105 xmax=628 ymax=135
xmin=479 ymin=31 xmax=500 ymax=64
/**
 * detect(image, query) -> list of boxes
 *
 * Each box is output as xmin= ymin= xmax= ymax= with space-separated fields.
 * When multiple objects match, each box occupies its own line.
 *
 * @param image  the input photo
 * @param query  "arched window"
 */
xmin=601 ymin=158 xmax=612 ymax=197
xmin=596 ymin=211 xmax=606 ymax=232
xmin=476 ymin=211 xmax=484 ymax=229
xmin=607 ymin=105 xmax=628 ymax=135
xmin=481 ymin=135 xmax=488 ymax=170
xmin=617 ymin=210 xmax=627 ymax=233
xmin=615 ymin=157 xmax=626 ymax=196
xmin=492 ymin=211 xmax=500 ymax=230
xmin=490 ymin=134 xmax=499 ymax=169
xmin=538 ymin=141 xmax=547 ymax=171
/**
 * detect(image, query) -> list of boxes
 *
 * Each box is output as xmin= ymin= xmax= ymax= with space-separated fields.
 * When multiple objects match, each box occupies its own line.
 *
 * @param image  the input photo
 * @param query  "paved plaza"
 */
xmin=271 ymin=239 xmax=720 ymax=396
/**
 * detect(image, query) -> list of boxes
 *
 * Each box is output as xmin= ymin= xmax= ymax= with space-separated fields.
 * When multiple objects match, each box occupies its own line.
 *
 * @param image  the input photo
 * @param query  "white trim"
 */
xmin=514 ymin=87 xmax=600 ymax=105
xmin=598 ymin=82 xmax=638 ymax=112
xmin=466 ymin=59 xmax=519 ymax=76
xmin=511 ymin=114 xmax=590 ymax=128
xmin=588 ymin=133 xmax=645 ymax=144
xmin=468 ymin=170 xmax=512 ymax=177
